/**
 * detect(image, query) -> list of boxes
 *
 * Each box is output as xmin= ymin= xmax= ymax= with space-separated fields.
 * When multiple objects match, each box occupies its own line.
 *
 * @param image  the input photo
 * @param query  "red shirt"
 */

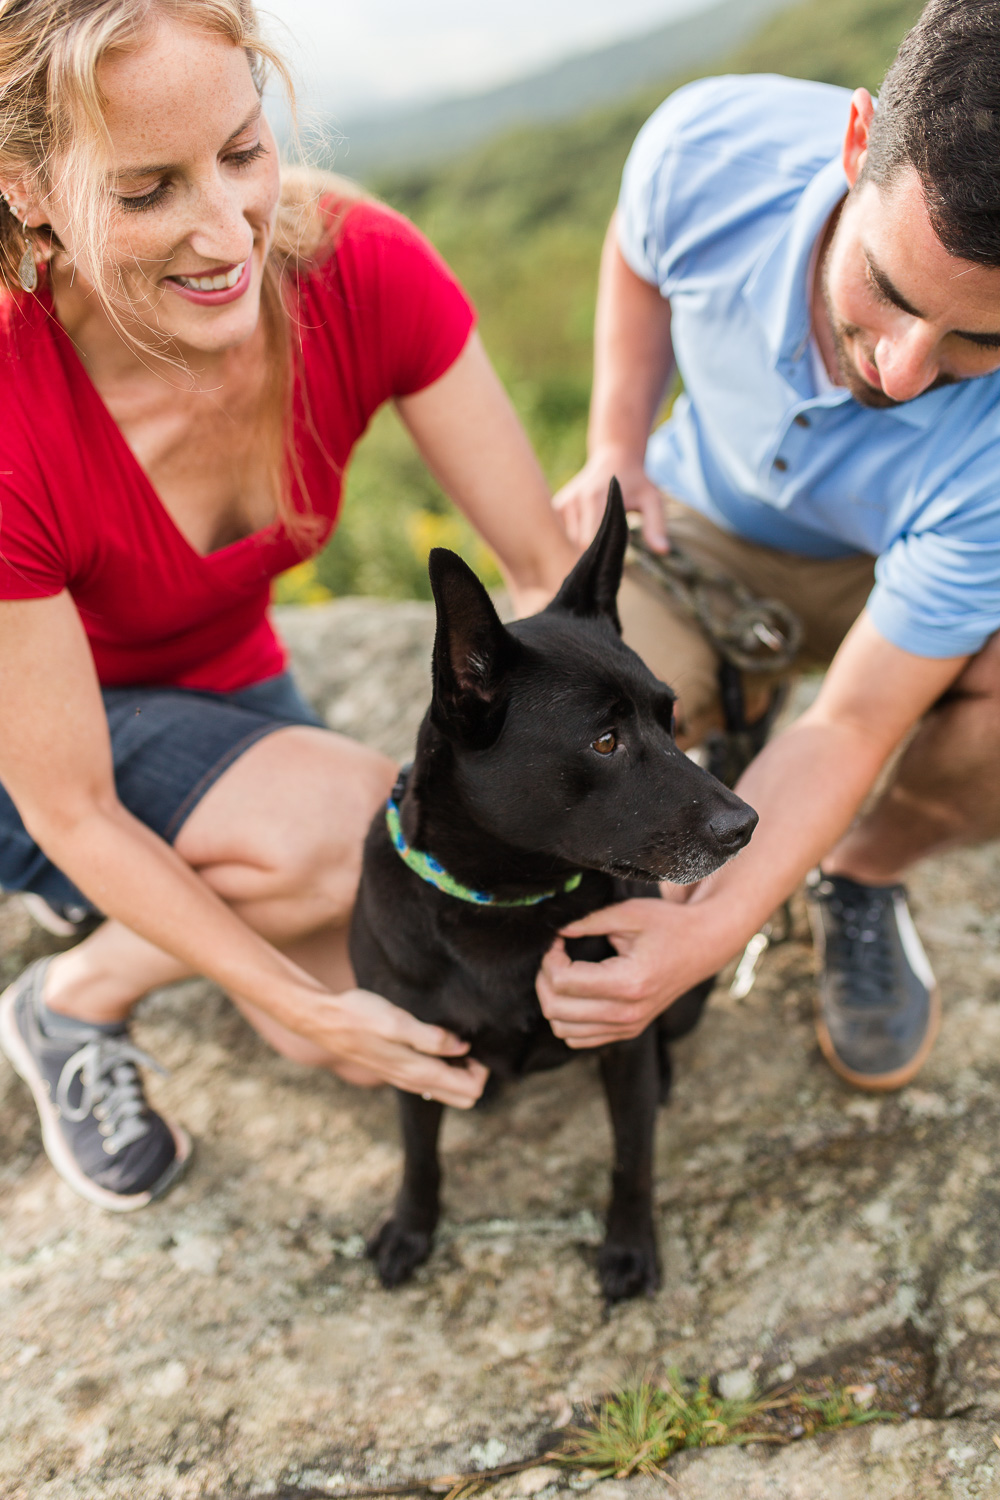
xmin=0 ymin=202 xmax=475 ymax=690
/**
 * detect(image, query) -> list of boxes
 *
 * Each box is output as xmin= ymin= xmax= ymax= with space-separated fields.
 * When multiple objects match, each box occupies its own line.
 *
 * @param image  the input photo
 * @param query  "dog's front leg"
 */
xmin=597 ymin=1031 xmax=660 ymax=1302
xmin=369 ymin=1090 xmax=445 ymax=1288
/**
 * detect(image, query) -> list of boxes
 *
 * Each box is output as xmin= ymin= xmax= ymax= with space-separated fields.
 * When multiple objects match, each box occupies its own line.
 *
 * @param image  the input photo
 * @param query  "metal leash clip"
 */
xmin=625 ymin=518 xmax=802 ymax=674
xmin=729 ymin=902 xmax=792 ymax=1000
xmin=730 ymin=927 xmax=772 ymax=1000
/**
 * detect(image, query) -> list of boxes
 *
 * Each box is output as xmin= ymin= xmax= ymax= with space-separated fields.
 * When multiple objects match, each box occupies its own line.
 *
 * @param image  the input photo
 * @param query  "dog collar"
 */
xmin=385 ymin=786 xmax=582 ymax=908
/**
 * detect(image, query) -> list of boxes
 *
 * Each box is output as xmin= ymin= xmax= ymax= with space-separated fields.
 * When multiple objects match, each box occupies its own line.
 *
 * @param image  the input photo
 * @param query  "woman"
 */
xmin=0 ymin=0 xmax=578 ymax=1210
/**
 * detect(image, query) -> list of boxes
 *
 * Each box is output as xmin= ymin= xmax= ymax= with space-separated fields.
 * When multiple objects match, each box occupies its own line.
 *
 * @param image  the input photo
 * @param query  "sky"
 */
xmin=258 ymin=0 xmax=715 ymax=118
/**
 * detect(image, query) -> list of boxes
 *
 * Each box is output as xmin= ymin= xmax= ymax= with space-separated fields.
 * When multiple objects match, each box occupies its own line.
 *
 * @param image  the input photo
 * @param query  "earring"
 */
xmin=11 ymin=207 xmax=37 ymax=293
xmin=17 ymin=241 xmax=38 ymax=293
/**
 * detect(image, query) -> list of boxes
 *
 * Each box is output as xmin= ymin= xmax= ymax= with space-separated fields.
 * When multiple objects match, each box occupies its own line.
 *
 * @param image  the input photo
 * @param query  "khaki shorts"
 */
xmin=618 ymin=498 xmax=876 ymax=737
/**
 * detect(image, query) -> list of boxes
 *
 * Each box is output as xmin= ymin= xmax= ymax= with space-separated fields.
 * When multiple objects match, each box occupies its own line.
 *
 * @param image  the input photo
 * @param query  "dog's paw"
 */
xmin=368 ymin=1219 xmax=434 ymax=1288
xmin=597 ymin=1240 xmax=660 ymax=1303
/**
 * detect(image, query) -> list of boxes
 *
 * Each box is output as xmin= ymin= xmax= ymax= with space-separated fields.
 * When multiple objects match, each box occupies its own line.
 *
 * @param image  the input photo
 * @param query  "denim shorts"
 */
xmin=0 ymin=671 xmax=324 ymax=913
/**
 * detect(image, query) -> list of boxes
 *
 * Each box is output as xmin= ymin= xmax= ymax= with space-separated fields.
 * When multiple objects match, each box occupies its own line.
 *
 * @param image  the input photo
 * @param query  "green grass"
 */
xmin=291 ymin=0 xmax=926 ymax=605
xmin=550 ymin=1371 xmax=895 ymax=1477
xmin=553 ymin=1373 xmax=769 ymax=1476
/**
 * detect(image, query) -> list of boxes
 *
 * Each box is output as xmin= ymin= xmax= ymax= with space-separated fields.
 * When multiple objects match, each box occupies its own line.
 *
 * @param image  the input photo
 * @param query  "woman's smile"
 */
xmin=164 ymin=257 xmax=252 ymax=305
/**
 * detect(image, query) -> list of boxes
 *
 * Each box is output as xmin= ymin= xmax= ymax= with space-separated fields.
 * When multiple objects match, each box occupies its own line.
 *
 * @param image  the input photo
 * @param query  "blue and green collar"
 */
xmin=385 ymin=768 xmax=582 ymax=908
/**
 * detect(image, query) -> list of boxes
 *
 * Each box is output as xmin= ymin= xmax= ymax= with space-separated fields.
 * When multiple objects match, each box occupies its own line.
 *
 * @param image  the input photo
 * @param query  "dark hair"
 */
xmin=864 ymin=0 xmax=1000 ymax=265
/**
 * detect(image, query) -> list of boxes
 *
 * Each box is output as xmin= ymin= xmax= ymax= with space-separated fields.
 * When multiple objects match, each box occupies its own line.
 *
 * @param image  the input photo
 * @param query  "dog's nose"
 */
xmin=708 ymin=804 xmax=758 ymax=853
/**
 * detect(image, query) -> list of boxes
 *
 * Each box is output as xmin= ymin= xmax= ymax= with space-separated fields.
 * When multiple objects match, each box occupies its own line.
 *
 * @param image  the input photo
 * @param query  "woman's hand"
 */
xmin=314 ymin=987 xmax=489 ymax=1107
xmin=552 ymin=446 xmax=668 ymax=552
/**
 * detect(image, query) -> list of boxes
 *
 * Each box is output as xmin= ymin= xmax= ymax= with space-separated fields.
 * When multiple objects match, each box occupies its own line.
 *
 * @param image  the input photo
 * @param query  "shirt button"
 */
xmin=773 ymin=457 xmax=788 ymax=472
xmin=794 ymin=413 xmax=810 ymax=427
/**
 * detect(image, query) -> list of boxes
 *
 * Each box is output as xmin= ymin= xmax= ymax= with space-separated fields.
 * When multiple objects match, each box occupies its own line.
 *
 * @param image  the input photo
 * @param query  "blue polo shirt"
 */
xmin=618 ymin=74 xmax=1000 ymax=659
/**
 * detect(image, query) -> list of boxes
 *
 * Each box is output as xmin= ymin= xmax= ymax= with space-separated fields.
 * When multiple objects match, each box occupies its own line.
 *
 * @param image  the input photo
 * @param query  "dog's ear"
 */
xmin=429 ymin=548 xmax=519 ymax=745
xmin=548 ymin=476 xmax=628 ymax=633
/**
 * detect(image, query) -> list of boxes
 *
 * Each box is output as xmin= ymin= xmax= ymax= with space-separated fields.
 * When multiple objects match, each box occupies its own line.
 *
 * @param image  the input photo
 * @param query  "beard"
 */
xmin=820 ymin=265 xmax=956 ymax=409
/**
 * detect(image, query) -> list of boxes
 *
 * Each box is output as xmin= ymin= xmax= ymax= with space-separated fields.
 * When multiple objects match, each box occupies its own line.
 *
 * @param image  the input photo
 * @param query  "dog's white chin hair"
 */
xmin=589 ymin=846 xmax=738 ymax=885
xmin=652 ymin=846 xmax=743 ymax=886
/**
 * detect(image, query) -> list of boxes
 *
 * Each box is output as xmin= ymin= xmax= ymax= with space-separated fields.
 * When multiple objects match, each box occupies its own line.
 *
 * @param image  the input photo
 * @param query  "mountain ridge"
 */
xmin=331 ymin=0 xmax=799 ymax=179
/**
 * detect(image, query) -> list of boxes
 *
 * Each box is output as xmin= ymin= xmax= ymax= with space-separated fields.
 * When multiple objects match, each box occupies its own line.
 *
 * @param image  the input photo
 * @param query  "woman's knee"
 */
xmin=176 ymin=726 xmax=396 ymax=913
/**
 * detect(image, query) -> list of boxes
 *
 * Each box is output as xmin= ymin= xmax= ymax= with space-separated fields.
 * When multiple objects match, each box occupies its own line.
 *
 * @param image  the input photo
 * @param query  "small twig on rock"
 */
xmin=314 ymin=1452 xmax=561 ymax=1500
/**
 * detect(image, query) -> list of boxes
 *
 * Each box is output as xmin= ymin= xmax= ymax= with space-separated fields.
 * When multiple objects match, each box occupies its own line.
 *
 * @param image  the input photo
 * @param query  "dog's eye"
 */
xmin=592 ymin=732 xmax=617 ymax=755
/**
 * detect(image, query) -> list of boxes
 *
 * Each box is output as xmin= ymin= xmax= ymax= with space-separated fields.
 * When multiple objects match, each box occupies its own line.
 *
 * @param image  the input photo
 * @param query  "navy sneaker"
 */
xmin=807 ymin=870 xmax=940 ymax=1091
xmin=0 ymin=958 xmax=190 ymax=1210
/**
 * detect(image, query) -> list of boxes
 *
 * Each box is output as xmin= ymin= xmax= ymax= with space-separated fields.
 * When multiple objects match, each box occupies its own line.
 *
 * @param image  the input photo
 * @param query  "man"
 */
xmin=536 ymin=0 xmax=1000 ymax=1091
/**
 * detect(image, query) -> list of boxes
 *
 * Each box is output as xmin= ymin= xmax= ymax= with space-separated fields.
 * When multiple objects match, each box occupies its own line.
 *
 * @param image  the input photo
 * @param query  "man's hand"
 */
xmin=538 ymin=616 xmax=975 ymax=1055
xmin=537 ymin=897 xmax=719 ymax=1047
xmin=553 ymin=446 xmax=668 ymax=553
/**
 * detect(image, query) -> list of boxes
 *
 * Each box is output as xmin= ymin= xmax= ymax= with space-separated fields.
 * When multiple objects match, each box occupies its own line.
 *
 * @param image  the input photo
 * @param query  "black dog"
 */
xmin=350 ymin=482 xmax=757 ymax=1301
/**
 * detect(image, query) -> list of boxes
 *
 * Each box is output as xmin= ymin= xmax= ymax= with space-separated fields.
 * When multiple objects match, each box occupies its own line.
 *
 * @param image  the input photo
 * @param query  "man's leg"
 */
xmin=619 ymin=499 xmax=876 ymax=748
xmin=823 ymin=631 xmax=1000 ymax=880
xmin=803 ymin=632 xmax=1000 ymax=1091
xmin=615 ymin=500 xmax=953 ymax=1093
xmin=617 ymin=567 xmax=725 ymax=746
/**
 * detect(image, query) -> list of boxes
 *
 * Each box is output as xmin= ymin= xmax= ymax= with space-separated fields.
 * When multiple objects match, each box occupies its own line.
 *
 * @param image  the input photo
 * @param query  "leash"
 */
xmin=386 ymin=766 xmax=582 ymax=908
xmin=626 ymin=514 xmax=802 ymax=783
xmin=625 ymin=519 xmax=801 ymax=991
xmin=626 ymin=521 xmax=802 ymax=674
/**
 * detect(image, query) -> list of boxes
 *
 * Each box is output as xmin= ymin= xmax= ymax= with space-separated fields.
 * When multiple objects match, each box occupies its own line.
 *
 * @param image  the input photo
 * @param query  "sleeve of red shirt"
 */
xmin=0 ymin=300 xmax=77 ymax=600
xmin=319 ymin=199 xmax=477 ymax=402
xmin=0 ymin=458 xmax=70 ymax=599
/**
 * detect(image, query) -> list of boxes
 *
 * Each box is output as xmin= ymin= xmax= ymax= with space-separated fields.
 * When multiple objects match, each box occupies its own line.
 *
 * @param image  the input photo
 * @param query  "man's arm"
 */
xmin=537 ymin=613 xmax=969 ymax=1046
xmin=552 ymin=212 xmax=676 ymax=551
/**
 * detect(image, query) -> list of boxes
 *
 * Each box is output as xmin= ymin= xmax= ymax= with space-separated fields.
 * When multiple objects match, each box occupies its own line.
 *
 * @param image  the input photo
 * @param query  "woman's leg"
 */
xmin=43 ymin=726 xmax=396 ymax=1068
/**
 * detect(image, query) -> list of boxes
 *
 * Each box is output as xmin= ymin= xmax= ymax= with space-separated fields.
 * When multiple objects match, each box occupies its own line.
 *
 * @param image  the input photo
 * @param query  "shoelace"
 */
xmin=824 ymin=888 xmax=898 ymax=1008
xmin=55 ymin=1037 xmax=166 ymax=1155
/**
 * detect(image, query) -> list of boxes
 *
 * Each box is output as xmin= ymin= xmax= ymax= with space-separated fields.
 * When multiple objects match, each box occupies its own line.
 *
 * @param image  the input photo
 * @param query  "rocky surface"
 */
xmin=2 ymin=598 xmax=999 ymax=1500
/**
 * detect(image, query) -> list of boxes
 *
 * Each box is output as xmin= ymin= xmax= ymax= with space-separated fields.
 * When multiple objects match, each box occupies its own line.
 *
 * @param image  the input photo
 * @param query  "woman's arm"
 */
xmin=0 ymin=593 xmax=486 ymax=1106
xmin=396 ymin=332 xmax=579 ymax=616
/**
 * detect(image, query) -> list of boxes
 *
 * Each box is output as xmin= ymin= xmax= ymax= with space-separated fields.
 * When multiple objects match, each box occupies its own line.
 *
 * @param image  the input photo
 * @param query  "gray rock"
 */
xmin=716 ymin=1366 xmax=756 ymax=1402
xmin=624 ymin=1420 xmax=1000 ymax=1498
xmin=0 ymin=599 xmax=998 ymax=1498
xmin=275 ymin=598 xmax=436 ymax=762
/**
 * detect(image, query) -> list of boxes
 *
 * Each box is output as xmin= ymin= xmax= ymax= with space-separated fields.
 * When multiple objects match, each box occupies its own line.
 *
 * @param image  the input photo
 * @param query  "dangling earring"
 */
xmin=16 ymin=211 xmax=38 ymax=292
xmin=17 ymin=241 xmax=38 ymax=294
xmin=5 ymin=199 xmax=38 ymax=293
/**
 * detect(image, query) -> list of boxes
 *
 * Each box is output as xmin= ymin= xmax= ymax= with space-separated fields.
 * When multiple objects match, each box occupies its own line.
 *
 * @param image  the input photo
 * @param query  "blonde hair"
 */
xmin=0 ymin=0 xmax=365 ymax=540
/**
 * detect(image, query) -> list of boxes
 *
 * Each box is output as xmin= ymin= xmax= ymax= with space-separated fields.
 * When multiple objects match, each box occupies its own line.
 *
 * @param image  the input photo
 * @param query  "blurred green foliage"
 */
xmin=281 ymin=0 xmax=925 ymax=605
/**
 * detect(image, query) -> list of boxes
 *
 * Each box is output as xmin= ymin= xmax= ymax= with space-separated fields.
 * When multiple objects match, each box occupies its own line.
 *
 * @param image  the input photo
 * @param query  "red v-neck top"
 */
xmin=0 ymin=201 xmax=475 ymax=691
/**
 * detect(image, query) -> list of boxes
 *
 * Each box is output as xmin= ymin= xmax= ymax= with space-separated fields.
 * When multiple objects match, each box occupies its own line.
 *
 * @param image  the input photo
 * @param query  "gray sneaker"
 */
xmin=0 ymin=958 xmax=191 ymax=1210
xmin=807 ymin=871 xmax=940 ymax=1091
xmin=20 ymin=893 xmax=102 ymax=940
